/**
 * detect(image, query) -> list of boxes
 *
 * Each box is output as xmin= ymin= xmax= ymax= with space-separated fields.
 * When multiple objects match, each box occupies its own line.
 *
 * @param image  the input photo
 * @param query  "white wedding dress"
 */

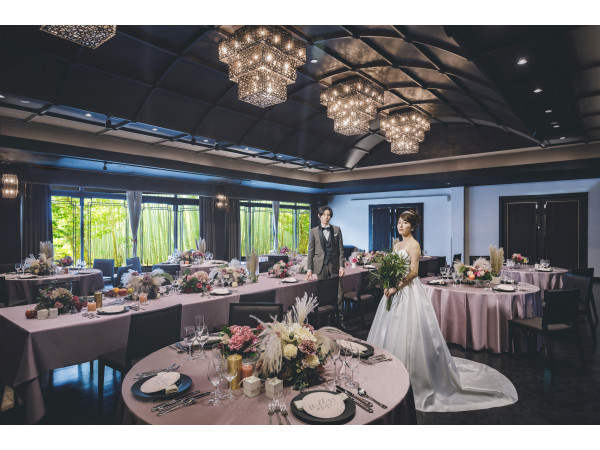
xmin=367 ymin=249 xmax=518 ymax=412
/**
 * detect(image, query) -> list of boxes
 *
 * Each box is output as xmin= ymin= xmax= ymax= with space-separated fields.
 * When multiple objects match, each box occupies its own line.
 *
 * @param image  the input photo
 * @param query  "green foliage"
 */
xmin=369 ymin=251 xmax=410 ymax=311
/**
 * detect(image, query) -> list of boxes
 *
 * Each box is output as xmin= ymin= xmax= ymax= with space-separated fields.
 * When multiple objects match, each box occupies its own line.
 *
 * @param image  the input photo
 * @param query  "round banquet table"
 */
xmin=120 ymin=339 xmax=417 ymax=425
xmin=0 ymin=269 xmax=104 ymax=306
xmin=421 ymin=277 xmax=542 ymax=353
xmin=500 ymin=266 xmax=567 ymax=299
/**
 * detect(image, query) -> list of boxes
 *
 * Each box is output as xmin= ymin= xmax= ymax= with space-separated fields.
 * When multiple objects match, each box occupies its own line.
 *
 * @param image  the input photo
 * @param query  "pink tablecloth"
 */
xmin=500 ymin=267 xmax=567 ymax=299
xmin=120 ymin=337 xmax=416 ymax=425
xmin=0 ymin=268 xmax=365 ymax=423
xmin=421 ymin=277 xmax=542 ymax=353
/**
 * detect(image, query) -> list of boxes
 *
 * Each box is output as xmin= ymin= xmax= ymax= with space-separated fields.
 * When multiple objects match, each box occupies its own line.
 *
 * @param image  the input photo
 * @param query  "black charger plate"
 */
xmin=290 ymin=390 xmax=356 ymax=425
xmin=131 ymin=374 xmax=192 ymax=400
xmin=97 ymin=306 xmax=131 ymax=315
xmin=337 ymin=340 xmax=374 ymax=359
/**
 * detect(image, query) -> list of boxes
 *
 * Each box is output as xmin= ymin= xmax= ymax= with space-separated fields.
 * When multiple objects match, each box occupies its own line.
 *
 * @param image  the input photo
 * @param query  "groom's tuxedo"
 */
xmin=306 ymin=224 xmax=345 ymax=278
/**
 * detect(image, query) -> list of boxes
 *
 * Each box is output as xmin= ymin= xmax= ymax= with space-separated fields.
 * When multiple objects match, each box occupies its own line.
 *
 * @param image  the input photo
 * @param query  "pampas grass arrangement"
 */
xmin=489 ymin=245 xmax=504 ymax=277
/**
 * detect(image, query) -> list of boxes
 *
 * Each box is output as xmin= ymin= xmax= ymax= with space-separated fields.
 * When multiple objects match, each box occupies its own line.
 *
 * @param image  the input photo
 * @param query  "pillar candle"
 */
xmin=241 ymin=364 xmax=253 ymax=380
xmin=139 ymin=292 xmax=148 ymax=303
xmin=87 ymin=301 xmax=96 ymax=311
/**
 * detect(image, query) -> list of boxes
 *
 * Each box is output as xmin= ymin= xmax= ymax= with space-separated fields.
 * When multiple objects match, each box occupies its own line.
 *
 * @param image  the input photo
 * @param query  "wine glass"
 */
xmin=196 ymin=325 xmax=209 ymax=360
xmin=344 ymin=348 xmax=361 ymax=388
xmin=195 ymin=315 xmax=205 ymax=329
xmin=452 ymin=271 xmax=460 ymax=287
xmin=223 ymin=362 xmax=238 ymax=401
xmin=183 ymin=325 xmax=196 ymax=361
xmin=338 ymin=345 xmax=350 ymax=383
xmin=327 ymin=347 xmax=342 ymax=391
xmin=207 ymin=359 xmax=223 ymax=406
xmin=15 ymin=262 xmax=22 ymax=275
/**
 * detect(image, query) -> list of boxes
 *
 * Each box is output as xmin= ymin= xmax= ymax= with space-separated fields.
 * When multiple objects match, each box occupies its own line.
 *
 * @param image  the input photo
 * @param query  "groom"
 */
xmin=306 ymin=206 xmax=349 ymax=331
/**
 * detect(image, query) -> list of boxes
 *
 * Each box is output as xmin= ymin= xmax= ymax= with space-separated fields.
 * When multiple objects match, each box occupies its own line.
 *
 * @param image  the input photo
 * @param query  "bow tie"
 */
xmin=322 ymin=226 xmax=331 ymax=231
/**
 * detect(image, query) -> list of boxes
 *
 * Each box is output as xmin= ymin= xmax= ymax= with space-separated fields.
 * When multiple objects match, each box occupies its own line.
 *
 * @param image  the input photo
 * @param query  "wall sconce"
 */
xmin=215 ymin=193 xmax=229 ymax=209
xmin=1 ymin=173 xmax=18 ymax=199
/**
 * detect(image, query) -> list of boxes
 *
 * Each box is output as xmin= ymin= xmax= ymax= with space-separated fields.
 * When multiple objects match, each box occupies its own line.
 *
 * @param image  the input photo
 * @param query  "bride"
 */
xmin=366 ymin=210 xmax=518 ymax=412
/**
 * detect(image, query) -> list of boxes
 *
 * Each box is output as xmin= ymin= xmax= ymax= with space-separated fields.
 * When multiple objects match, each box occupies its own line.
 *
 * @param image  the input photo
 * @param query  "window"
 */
xmin=51 ymin=196 xmax=81 ymax=261
xmin=139 ymin=202 xmax=174 ymax=266
xmin=240 ymin=200 xmax=310 ymax=256
xmin=84 ymin=197 xmax=130 ymax=267
xmin=178 ymin=204 xmax=200 ymax=252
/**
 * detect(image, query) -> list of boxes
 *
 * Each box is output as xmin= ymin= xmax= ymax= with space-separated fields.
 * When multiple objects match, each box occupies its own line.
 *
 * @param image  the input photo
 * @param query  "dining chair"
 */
xmin=151 ymin=264 xmax=179 ymax=277
xmin=563 ymin=274 xmax=596 ymax=346
xmin=258 ymin=261 xmax=272 ymax=273
xmin=312 ymin=277 xmax=341 ymax=329
xmin=125 ymin=257 xmax=142 ymax=273
xmin=342 ymin=271 xmax=377 ymax=328
xmin=93 ymin=259 xmax=115 ymax=286
xmin=97 ymin=303 xmax=182 ymax=411
xmin=114 ymin=265 xmax=133 ymax=287
xmin=267 ymin=254 xmax=288 ymax=263
xmin=418 ymin=260 xmax=429 ymax=279
xmin=239 ymin=289 xmax=276 ymax=303
xmin=0 ymin=276 xmax=8 ymax=308
xmin=508 ymin=288 xmax=585 ymax=368
xmin=569 ymin=268 xmax=597 ymax=326
xmin=228 ymin=302 xmax=283 ymax=327
xmin=453 ymin=253 xmax=462 ymax=263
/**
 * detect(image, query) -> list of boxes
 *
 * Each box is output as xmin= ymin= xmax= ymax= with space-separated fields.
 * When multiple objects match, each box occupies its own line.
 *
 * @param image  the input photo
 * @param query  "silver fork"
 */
xmin=279 ymin=402 xmax=291 ymax=425
xmin=267 ymin=403 xmax=275 ymax=425
xmin=273 ymin=400 xmax=283 ymax=425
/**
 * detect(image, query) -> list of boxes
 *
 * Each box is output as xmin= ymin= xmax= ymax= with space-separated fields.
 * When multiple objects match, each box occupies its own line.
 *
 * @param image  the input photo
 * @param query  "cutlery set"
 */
xmin=267 ymin=399 xmax=290 ymax=424
xmin=151 ymin=390 xmax=211 ymax=416
xmin=336 ymin=385 xmax=373 ymax=413
xmin=361 ymin=354 xmax=392 ymax=365
xmin=133 ymin=363 xmax=180 ymax=380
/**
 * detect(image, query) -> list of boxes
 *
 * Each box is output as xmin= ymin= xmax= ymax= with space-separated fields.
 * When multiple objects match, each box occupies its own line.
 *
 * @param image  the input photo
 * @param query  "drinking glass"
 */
xmin=452 ymin=271 xmax=460 ymax=287
xmin=183 ymin=325 xmax=196 ymax=361
xmin=344 ymin=349 xmax=361 ymax=388
xmin=207 ymin=359 xmax=223 ymax=406
xmin=15 ymin=262 xmax=22 ymax=275
xmin=197 ymin=325 xmax=209 ymax=360
xmin=212 ymin=346 xmax=223 ymax=361
xmin=195 ymin=315 xmax=205 ymax=329
xmin=338 ymin=346 xmax=350 ymax=383
xmin=223 ymin=362 xmax=238 ymax=401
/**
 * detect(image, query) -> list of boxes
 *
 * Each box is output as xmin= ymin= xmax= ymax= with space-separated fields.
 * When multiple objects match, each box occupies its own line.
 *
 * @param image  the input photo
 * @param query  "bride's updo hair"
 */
xmin=399 ymin=209 xmax=422 ymax=231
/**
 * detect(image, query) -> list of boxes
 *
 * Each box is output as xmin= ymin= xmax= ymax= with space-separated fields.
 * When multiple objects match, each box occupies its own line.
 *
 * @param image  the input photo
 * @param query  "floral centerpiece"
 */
xmin=177 ymin=269 xmax=213 ymax=294
xmin=57 ymin=255 xmax=73 ymax=267
xmin=220 ymin=325 xmax=261 ymax=358
xmin=209 ymin=259 xmax=248 ymax=286
xmin=268 ymin=260 xmax=293 ymax=278
xmin=351 ymin=250 xmax=387 ymax=265
xmin=278 ymin=246 xmax=290 ymax=255
xmin=368 ymin=251 xmax=410 ymax=311
xmin=122 ymin=269 xmax=171 ymax=299
xmin=511 ymin=253 xmax=528 ymax=265
xmin=25 ymin=241 xmax=56 ymax=276
xmin=454 ymin=258 xmax=493 ymax=284
xmin=35 ymin=283 xmax=85 ymax=314
xmin=253 ymin=294 xmax=335 ymax=390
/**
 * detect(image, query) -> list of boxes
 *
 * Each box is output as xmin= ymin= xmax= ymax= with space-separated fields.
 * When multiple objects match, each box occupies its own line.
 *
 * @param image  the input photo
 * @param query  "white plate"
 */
xmin=211 ymin=288 xmax=231 ymax=295
xmin=18 ymin=274 xmax=37 ymax=279
xmin=140 ymin=372 xmax=181 ymax=394
xmin=363 ymin=264 xmax=376 ymax=269
xmin=494 ymin=285 xmax=517 ymax=292
xmin=428 ymin=280 xmax=446 ymax=285
xmin=98 ymin=305 xmax=126 ymax=314
xmin=336 ymin=339 xmax=368 ymax=353
xmin=536 ymin=268 xmax=553 ymax=272
xmin=282 ymin=277 xmax=297 ymax=283
xmin=301 ymin=392 xmax=346 ymax=419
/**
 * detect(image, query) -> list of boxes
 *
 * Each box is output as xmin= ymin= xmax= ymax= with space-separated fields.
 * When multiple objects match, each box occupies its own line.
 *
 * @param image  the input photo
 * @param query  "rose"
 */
xmin=54 ymin=301 xmax=64 ymax=309
xmin=351 ymin=258 xmax=358 ymax=263
xmin=305 ymin=354 xmax=320 ymax=368
xmin=283 ymin=343 xmax=298 ymax=359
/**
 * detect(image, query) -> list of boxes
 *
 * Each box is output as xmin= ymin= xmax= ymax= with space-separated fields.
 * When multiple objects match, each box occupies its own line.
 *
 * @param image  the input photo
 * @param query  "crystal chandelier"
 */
xmin=215 ymin=193 xmax=229 ymax=210
xmin=40 ymin=26 xmax=117 ymax=49
xmin=380 ymin=111 xmax=430 ymax=154
xmin=1 ymin=174 xmax=18 ymax=199
xmin=320 ymin=79 xmax=384 ymax=135
xmin=218 ymin=26 xmax=306 ymax=108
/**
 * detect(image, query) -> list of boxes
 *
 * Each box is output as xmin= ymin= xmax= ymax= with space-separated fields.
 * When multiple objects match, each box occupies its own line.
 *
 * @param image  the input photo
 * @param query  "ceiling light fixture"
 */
xmin=40 ymin=25 xmax=117 ymax=49
xmin=380 ymin=111 xmax=430 ymax=155
xmin=533 ymin=88 xmax=542 ymax=93
xmin=152 ymin=128 xmax=158 ymax=131
xmin=20 ymin=100 xmax=30 ymax=104
xmin=1 ymin=173 xmax=19 ymax=199
xmin=320 ymin=78 xmax=384 ymax=135
xmin=517 ymin=58 xmax=527 ymax=65
xmin=218 ymin=26 xmax=306 ymax=108
xmin=0 ymin=94 xmax=5 ymax=99
xmin=215 ymin=193 xmax=229 ymax=209
xmin=553 ymin=124 xmax=560 ymax=128
xmin=311 ymin=59 xmax=318 ymax=63
xmin=545 ymin=109 xmax=552 ymax=113
xmin=560 ymin=136 xmax=566 ymax=140
xmin=85 ymin=113 xmax=92 ymax=117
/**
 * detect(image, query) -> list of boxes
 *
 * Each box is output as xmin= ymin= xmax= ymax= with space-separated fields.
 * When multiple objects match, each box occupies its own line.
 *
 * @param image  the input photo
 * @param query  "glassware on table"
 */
xmin=344 ymin=349 xmax=361 ymax=388
xmin=138 ymin=292 xmax=148 ymax=304
xmin=183 ymin=325 xmax=196 ymax=361
xmin=207 ymin=359 xmax=223 ymax=406
xmin=223 ymin=361 xmax=238 ymax=401
xmin=338 ymin=346 xmax=350 ymax=383
xmin=196 ymin=325 xmax=209 ymax=360
xmin=195 ymin=315 xmax=205 ymax=329
xmin=452 ymin=271 xmax=460 ymax=287
xmin=15 ymin=262 xmax=22 ymax=275
xmin=327 ymin=347 xmax=342 ymax=391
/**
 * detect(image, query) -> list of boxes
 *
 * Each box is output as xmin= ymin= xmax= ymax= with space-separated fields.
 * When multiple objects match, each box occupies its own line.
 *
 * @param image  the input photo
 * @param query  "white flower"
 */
xmin=305 ymin=354 xmax=320 ymax=367
xmin=283 ymin=343 xmax=298 ymax=359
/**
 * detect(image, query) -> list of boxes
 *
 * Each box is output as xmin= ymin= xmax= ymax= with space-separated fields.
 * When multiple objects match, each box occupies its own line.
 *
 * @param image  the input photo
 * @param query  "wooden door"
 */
xmin=544 ymin=198 xmax=585 ymax=269
xmin=502 ymin=200 xmax=540 ymax=262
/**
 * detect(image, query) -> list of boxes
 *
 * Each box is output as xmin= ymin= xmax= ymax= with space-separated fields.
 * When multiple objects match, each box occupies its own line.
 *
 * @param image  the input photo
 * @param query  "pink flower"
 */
xmin=54 ymin=301 xmax=64 ymax=309
xmin=351 ymin=258 xmax=358 ymax=263
xmin=298 ymin=340 xmax=316 ymax=355
xmin=196 ymin=283 xmax=203 ymax=289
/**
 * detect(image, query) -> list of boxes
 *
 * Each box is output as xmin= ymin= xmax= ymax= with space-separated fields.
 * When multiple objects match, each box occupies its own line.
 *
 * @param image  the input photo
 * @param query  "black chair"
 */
xmin=114 ymin=265 xmax=133 ymax=287
xmin=152 ymin=264 xmax=179 ymax=277
xmin=228 ymin=302 xmax=283 ymax=327
xmin=569 ymin=268 xmax=597 ymax=326
xmin=258 ymin=261 xmax=272 ymax=273
xmin=239 ymin=289 xmax=276 ymax=303
xmin=563 ymin=273 xmax=596 ymax=346
xmin=267 ymin=255 xmax=288 ymax=263
xmin=342 ymin=271 xmax=377 ymax=328
xmin=418 ymin=260 xmax=429 ymax=279
xmin=508 ymin=288 xmax=585 ymax=368
xmin=93 ymin=259 xmax=115 ymax=286
xmin=0 ymin=276 xmax=8 ymax=308
xmin=343 ymin=245 xmax=356 ymax=260
xmin=312 ymin=277 xmax=340 ymax=329
xmin=428 ymin=257 xmax=446 ymax=277
xmin=97 ymin=304 xmax=182 ymax=411
xmin=126 ymin=257 xmax=142 ymax=273
xmin=453 ymin=253 xmax=462 ymax=263
xmin=469 ymin=256 xmax=485 ymax=265
xmin=36 ymin=279 xmax=80 ymax=296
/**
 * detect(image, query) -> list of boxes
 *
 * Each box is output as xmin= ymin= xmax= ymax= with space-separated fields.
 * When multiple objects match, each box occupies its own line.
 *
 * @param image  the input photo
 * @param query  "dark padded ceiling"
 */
xmin=0 ymin=25 xmax=598 ymax=171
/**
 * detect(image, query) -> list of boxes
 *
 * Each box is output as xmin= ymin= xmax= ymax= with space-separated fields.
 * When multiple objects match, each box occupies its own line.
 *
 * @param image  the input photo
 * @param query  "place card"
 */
xmin=140 ymin=372 xmax=181 ymax=393
xmin=294 ymin=392 xmax=346 ymax=418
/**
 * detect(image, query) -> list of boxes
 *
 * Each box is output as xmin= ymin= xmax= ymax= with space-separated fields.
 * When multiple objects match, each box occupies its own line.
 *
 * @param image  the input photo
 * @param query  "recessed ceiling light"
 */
xmin=553 ymin=124 xmax=560 ymax=128
xmin=533 ymin=88 xmax=542 ymax=93
xmin=517 ymin=58 xmax=527 ymax=65
xmin=203 ymin=139 xmax=208 ymax=142
xmin=85 ymin=113 xmax=92 ymax=117
xmin=329 ymin=166 xmax=333 ymax=169
xmin=545 ymin=109 xmax=552 ymax=113
xmin=245 ymin=147 xmax=249 ymax=150
xmin=152 ymin=128 xmax=157 ymax=131
xmin=20 ymin=100 xmax=30 ymax=104
xmin=0 ymin=94 xmax=5 ymax=99
xmin=560 ymin=136 xmax=566 ymax=140
xmin=311 ymin=59 xmax=318 ymax=63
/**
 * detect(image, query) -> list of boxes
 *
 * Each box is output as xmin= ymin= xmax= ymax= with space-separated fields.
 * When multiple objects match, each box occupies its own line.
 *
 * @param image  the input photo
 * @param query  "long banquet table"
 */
xmin=0 ymin=268 xmax=364 ymax=424
xmin=421 ymin=277 xmax=542 ymax=353
xmin=120 ymin=335 xmax=416 ymax=425
xmin=0 ymin=269 xmax=104 ymax=306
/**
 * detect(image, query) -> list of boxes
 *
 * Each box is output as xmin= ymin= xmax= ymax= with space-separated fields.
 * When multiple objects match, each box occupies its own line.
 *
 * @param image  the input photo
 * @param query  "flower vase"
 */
xmin=491 ymin=276 xmax=500 ymax=285
xmin=351 ymin=263 xmax=356 ymax=269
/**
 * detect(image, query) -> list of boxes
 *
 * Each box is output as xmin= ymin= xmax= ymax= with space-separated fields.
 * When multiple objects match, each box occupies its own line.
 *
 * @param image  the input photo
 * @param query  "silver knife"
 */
xmin=336 ymin=385 xmax=373 ymax=408
xmin=156 ymin=397 xmax=197 ymax=416
xmin=336 ymin=387 xmax=373 ymax=413
xmin=151 ymin=390 xmax=202 ymax=411
xmin=154 ymin=391 xmax=211 ymax=413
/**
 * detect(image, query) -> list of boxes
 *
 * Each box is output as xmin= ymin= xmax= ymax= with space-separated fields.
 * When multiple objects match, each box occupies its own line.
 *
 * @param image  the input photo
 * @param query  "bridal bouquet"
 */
xmin=268 ymin=260 xmax=293 ymax=278
xmin=254 ymin=294 xmax=335 ymax=390
xmin=177 ymin=270 xmax=212 ymax=294
xmin=122 ymin=269 xmax=171 ymax=298
xmin=368 ymin=251 xmax=410 ymax=311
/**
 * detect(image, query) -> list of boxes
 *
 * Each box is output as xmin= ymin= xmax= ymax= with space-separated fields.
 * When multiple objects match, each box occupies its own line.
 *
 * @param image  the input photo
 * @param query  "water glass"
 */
xmin=196 ymin=325 xmax=209 ymax=360
xmin=452 ymin=271 xmax=460 ymax=287
xmin=195 ymin=315 xmax=205 ymax=329
xmin=207 ymin=359 xmax=223 ymax=406
xmin=183 ymin=325 xmax=196 ymax=361
xmin=344 ymin=349 xmax=361 ymax=389
xmin=223 ymin=363 xmax=238 ymax=401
